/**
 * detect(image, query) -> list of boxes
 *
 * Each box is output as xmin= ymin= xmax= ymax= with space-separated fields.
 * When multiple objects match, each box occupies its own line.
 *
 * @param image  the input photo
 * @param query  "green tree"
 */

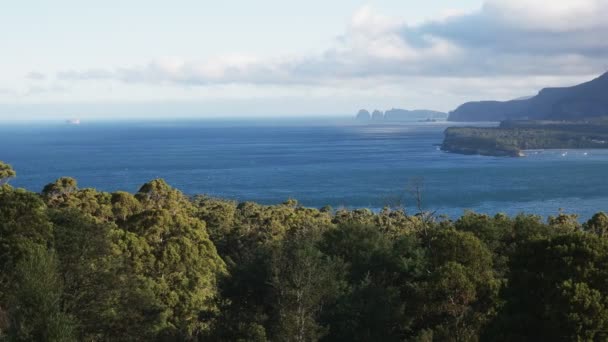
xmin=42 ymin=180 xmax=115 ymax=222
xmin=454 ymin=212 xmax=511 ymax=250
xmin=50 ymin=209 xmax=127 ymax=341
xmin=585 ymin=212 xmax=608 ymax=237
xmin=6 ymin=245 xmax=76 ymax=342
xmin=420 ymin=229 xmax=499 ymax=341
xmin=0 ymin=187 xmax=53 ymax=291
xmin=491 ymin=233 xmax=608 ymax=341
xmin=269 ymin=229 xmax=345 ymax=342
xmin=0 ymin=161 xmax=16 ymax=185
xmin=319 ymin=224 xmax=427 ymax=341
xmin=135 ymin=179 xmax=192 ymax=211
xmin=210 ymin=244 xmax=273 ymax=342
xmin=111 ymin=191 xmax=142 ymax=222
xmin=548 ymin=212 xmax=581 ymax=232
xmin=555 ymin=280 xmax=608 ymax=341
xmin=70 ymin=188 xmax=113 ymax=221
xmin=193 ymin=195 xmax=238 ymax=253
xmin=422 ymin=262 xmax=479 ymax=341
xmin=125 ymin=209 xmax=225 ymax=338
xmin=119 ymin=180 xmax=226 ymax=339
xmin=42 ymin=177 xmax=78 ymax=199
xmin=208 ymin=200 xmax=334 ymax=341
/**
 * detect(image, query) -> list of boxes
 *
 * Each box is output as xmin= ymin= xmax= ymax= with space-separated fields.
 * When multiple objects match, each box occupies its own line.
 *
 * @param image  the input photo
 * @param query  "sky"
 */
xmin=1 ymin=0 xmax=608 ymax=120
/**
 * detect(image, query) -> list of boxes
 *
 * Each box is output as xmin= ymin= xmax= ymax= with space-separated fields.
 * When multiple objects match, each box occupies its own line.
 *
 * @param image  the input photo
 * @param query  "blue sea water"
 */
xmin=2 ymin=118 xmax=608 ymax=219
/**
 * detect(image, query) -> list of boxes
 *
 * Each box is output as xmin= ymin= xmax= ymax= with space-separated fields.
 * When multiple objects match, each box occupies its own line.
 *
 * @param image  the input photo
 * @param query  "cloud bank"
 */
xmin=54 ymin=0 xmax=608 ymax=88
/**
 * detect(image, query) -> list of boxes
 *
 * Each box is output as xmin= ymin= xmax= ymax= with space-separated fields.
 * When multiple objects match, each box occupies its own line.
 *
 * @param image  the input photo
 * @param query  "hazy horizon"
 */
xmin=2 ymin=0 xmax=608 ymax=120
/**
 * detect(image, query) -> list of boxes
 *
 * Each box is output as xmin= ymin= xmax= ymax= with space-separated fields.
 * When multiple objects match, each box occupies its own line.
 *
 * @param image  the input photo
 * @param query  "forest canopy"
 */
xmin=1 ymin=161 xmax=608 ymax=341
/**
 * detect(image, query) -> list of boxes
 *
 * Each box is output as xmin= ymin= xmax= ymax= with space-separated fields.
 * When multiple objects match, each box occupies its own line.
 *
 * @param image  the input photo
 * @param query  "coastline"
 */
xmin=441 ymin=121 xmax=608 ymax=157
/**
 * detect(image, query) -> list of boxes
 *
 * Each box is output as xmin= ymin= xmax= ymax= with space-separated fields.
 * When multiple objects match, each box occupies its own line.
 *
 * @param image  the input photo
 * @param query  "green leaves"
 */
xmin=270 ymin=230 xmax=346 ymax=342
xmin=585 ymin=212 xmax=608 ymax=237
xmin=122 ymin=184 xmax=226 ymax=339
xmin=0 ymin=161 xmax=16 ymax=185
xmin=0 ymin=187 xmax=53 ymax=276
xmin=25 ymin=177 xmax=227 ymax=340
xmin=42 ymin=177 xmax=78 ymax=199
xmin=136 ymin=179 xmax=192 ymax=211
xmin=557 ymin=280 xmax=608 ymax=340
xmin=492 ymin=233 xmax=608 ymax=340
xmin=6 ymin=245 xmax=76 ymax=342
xmin=4 ymin=167 xmax=608 ymax=341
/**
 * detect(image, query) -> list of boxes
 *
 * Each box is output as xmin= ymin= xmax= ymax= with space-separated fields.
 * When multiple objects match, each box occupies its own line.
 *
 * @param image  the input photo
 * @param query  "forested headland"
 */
xmin=2 ymin=160 xmax=608 ymax=341
xmin=442 ymin=120 xmax=608 ymax=157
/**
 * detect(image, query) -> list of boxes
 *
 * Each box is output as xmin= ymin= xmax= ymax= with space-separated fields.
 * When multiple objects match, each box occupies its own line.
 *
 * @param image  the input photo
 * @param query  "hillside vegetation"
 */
xmin=2 ymin=161 xmax=608 ymax=341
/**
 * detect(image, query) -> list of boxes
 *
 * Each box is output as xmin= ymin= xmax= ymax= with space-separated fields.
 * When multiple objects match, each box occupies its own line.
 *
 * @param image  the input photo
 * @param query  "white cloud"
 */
xmin=483 ymin=0 xmax=608 ymax=32
xmin=349 ymin=5 xmax=404 ymax=37
xmin=25 ymin=72 xmax=46 ymax=81
xmin=55 ymin=0 xmax=608 ymax=88
xmin=17 ymin=0 xmax=602 ymax=114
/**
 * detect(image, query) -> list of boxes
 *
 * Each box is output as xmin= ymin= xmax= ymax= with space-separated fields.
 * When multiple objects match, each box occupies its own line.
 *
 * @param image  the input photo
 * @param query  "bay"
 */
xmin=2 ymin=118 xmax=607 ymax=219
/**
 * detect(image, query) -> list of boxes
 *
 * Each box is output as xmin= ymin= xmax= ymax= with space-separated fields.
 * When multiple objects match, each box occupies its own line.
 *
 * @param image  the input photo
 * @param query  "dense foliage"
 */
xmin=2 ymin=161 xmax=608 ymax=341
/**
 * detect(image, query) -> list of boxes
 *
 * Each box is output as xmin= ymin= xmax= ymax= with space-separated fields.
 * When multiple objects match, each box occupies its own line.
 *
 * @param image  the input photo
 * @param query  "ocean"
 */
xmin=2 ymin=118 xmax=607 ymax=219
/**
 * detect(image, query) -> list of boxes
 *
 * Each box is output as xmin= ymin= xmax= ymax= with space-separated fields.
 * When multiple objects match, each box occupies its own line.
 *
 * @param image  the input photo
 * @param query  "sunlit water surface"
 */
xmin=2 ymin=119 xmax=607 ymax=219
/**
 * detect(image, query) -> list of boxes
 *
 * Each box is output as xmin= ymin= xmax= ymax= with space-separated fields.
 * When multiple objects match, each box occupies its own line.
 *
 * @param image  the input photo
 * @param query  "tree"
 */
xmin=491 ymin=233 xmax=608 ymax=340
xmin=50 ymin=209 xmax=126 ymax=341
xmin=319 ymin=224 xmax=427 ymax=341
xmin=0 ymin=161 xmax=16 ymax=185
xmin=555 ymin=280 xmax=608 ymax=340
xmin=193 ymin=195 xmax=238 ymax=252
xmin=8 ymin=167 xmax=608 ymax=341
xmin=5 ymin=245 xmax=76 ymax=342
xmin=210 ymin=245 xmax=273 ymax=342
xmin=41 ymin=177 xmax=79 ymax=208
xmin=420 ymin=229 xmax=499 ymax=341
xmin=585 ymin=212 xmax=608 ymax=237
xmin=0 ymin=187 xmax=53 ymax=288
xmin=42 ymin=177 xmax=78 ymax=198
xmin=548 ymin=212 xmax=581 ymax=231
xmin=135 ymin=179 xmax=192 ymax=211
xmin=421 ymin=262 xmax=479 ymax=341
xmin=121 ymin=180 xmax=227 ymax=339
xmin=42 ymin=179 xmax=115 ymax=221
xmin=454 ymin=212 xmax=511 ymax=251
xmin=111 ymin=191 xmax=142 ymax=222
xmin=208 ymin=201 xmax=334 ymax=341
xmin=269 ymin=229 xmax=345 ymax=342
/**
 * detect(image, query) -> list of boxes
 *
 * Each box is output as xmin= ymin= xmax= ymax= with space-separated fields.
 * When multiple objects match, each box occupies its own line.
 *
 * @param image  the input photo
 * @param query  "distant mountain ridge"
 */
xmin=449 ymin=72 xmax=608 ymax=122
xmin=356 ymin=108 xmax=448 ymax=121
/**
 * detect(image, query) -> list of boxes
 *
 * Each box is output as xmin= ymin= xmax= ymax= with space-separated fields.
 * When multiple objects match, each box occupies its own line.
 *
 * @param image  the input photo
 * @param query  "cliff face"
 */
xmin=356 ymin=108 xmax=447 ymax=121
xmin=372 ymin=110 xmax=384 ymax=121
xmin=449 ymin=72 xmax=608 ymax=122
xmin=356 ymin=109 xmax=371 ymax=121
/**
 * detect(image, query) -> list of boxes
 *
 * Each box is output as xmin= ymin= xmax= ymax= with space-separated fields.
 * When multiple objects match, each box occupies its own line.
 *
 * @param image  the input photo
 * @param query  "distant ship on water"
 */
xmin=66 ymin=118 xmax=81 ymax=125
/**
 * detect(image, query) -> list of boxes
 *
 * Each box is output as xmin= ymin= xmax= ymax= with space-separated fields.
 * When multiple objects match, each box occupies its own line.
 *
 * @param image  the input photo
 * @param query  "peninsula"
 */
xmin=442 ymin=71 xmax=608 ymax=157
xmin=442 ymin=120 xmax=608 ymax=157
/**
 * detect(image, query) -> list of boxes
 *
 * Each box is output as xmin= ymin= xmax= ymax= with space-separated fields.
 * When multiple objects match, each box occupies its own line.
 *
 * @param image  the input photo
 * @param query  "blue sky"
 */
xmin=1 ymin=0 xmax=607 ymax=120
